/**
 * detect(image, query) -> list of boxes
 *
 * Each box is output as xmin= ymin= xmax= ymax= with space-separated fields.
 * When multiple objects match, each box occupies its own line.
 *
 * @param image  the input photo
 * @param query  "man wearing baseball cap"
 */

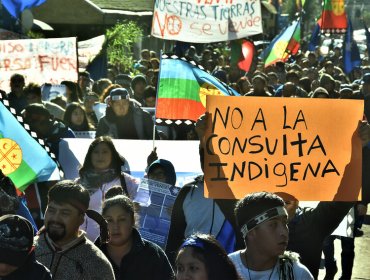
xmin=96 ymin=88 xmax=157 ymax=139
xmin=228 ymin=192 xmax=313 ymax=280
xmin=0 ymin=214 xmax=51 ymax=279
xmin=34 ymin=180 xmax=115 ymax=280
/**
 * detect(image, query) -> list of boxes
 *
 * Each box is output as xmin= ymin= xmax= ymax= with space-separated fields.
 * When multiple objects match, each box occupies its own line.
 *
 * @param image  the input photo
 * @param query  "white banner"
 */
xmin=151 ymin=0 xmax=263 ymax=43
xmin=77 ymin=35 xmax=105 ymax=71
xmin=0 ymin=37 xmax=78 ymax=92
xmin=59 ymin=139 xmax=202 ymax=187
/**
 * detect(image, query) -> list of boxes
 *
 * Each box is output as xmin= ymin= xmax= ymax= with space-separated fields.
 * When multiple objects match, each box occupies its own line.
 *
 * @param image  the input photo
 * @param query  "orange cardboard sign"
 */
xmin=204 ymin=96 xmax=363 ymax=201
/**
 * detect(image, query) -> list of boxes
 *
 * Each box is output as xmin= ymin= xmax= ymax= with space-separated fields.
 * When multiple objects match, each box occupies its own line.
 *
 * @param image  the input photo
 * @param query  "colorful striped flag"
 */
xmin=156 ymin=55 xmax=239 ymax=123
xmin=343 ymin=19 xmax=361 ymax=74
xmin=263 ymin=19 xmax=300 ymax=68
xmin=0 ymin=96 xmax=60 ymax=191
xmin=2 ymin=0 xmax=46 ymax=18
xmin=320 ymin=0 xmax=347 ymax=34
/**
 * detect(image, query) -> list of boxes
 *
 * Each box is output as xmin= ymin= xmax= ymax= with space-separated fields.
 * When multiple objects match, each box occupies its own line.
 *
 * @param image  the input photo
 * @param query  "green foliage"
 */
xmin=106 ymin=21 xmax=143 ymax=73
xmin=26 ymin=31 xmax=45 ymax=39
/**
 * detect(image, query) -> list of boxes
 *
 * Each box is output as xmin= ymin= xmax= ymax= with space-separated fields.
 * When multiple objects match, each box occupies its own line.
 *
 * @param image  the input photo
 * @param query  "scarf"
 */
xmin=80 ymin=169 xmax=119 ymax=194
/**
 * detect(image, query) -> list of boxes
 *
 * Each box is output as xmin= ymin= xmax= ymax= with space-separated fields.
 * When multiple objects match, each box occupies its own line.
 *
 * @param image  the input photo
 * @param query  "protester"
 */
xmin=34 ymin=180 xmax=115 ymax=280
xmin=77 ymin=136 xmax=138 ymax=240
xmin=229 ymin=192 xmax=313 ymax=280
xmin=7 ymin=73 xmax=27 ymax=113
xmin=22 ymin=103 xmax=75 ymax=157
xmin=166 ymin=113 xmax=244 ymax=264
xmin=61 ymin=81 xmax=82 ymax=103
xmin=244 ymin=75 xmax=272 ymax=96
xmin=78 ymin=71 xmax=92 ymax=98
xmin=0 ymin=214 xmax=52 ymax=280
xmin=175 ymin=233 xmax=240 ymax=280
xmin=64 ymin=102 xmax=95 ymax=132
xmin=130 ymin=75 xmax=147 ymax=106
xmin=96 ymin=194 xmax=174 ymax=279
xmin=83 ymin=92 xmax=100 ymax=127
xmin=24 ymin=83 xmax=65 ymax=120
xmin=96 ymin=88 xmax=157 ymax=139
xmin=147 ymin=158 xmax=177 ymax=186
xmin=143 ymin=85 xmax=157 ymax=107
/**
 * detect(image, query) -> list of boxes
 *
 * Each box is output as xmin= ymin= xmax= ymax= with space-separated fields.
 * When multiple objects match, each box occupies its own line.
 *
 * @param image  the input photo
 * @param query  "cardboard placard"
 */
xmin=204 ymin=96 xmax=363 ymax=201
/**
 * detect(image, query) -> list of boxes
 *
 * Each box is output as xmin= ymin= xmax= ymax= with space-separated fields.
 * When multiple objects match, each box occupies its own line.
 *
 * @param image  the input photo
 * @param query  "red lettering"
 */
xmin=153 ymin=11 xmax=166 ymax=37
xmin=190 ymin=22 xmax=203 ymax=35
xmin=202 ymin=23 xmax=212 ymax=35
xmin=38 ymin=55 xmax=49 ymax=71
xmin=3 ymin=59 xmax=11 ymax=71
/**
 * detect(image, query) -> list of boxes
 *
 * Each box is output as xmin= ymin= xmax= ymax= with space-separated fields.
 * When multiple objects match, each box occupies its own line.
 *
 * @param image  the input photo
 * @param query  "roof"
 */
xmin=89 ymin=0 xmax=155 ymax=12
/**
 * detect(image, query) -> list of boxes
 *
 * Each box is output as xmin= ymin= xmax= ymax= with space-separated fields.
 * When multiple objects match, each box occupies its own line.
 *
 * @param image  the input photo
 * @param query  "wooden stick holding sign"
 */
xmin=204 ymin=96 xmax=363 ymax=201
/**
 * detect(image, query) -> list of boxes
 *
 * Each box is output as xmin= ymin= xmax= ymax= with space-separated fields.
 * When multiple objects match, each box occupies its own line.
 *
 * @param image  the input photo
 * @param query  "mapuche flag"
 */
xmin=0 ymin=94 xmax=60 ymax=191
xmin=263 ymin=19 xmax=300 ymax=68
xmin=156 ymin=55 xmax=239 ymax=123
xmin=320 ymin=0 xmax=347 ymax=34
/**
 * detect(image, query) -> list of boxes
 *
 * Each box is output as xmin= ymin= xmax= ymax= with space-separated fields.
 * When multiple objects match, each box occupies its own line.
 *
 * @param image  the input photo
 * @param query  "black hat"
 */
xmin=0 ymin=215 xmax=34 ymax=267
xmin=110 ymin=88 xmax=130 ymax=101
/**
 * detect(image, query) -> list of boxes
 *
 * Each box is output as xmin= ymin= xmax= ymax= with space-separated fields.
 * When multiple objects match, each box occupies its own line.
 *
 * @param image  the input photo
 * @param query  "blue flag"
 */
xmin=0 ymin=93 xmax=60 ymax=191
xmin=364 ymin=22 xmax=370 ymax=60
xmin=2 ymin=0 xmax=46 ymax=18
xmin=308 ymin=23 xmax=321 ymax=52
xmin=343 ymin=19 xmax=361 ymax=74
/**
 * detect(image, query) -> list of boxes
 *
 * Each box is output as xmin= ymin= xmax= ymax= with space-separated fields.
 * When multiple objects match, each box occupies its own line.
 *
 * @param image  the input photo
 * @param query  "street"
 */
xmin=318 ymin=209 xmax=370 ymax=280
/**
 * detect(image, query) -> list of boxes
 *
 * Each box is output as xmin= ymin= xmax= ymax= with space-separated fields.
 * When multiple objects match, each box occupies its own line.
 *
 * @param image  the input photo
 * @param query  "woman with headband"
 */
xmin=175 ymin=233 xmax=240 ymax=280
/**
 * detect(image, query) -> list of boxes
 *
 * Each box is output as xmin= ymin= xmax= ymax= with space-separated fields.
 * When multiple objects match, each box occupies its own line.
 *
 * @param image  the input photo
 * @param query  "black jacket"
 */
xmin=96 ymin=102 xmax=156 ymax=139
xmin=97 ymin=228 xmax=174 ymax=280
xmin=287 ymin=202 xmax=353 ymax=279
xmin=1 ymin=252 xmax=51 ymax=280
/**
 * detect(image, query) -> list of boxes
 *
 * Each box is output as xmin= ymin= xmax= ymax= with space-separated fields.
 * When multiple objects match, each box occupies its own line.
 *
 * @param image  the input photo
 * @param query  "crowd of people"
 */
xmin=1 ymin=41 xmax=370 ymax=280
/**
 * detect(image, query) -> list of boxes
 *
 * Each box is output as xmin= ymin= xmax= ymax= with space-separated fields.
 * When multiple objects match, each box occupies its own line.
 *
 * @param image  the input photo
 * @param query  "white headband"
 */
xmin=240 ymin=206 xmax=287 ymax=238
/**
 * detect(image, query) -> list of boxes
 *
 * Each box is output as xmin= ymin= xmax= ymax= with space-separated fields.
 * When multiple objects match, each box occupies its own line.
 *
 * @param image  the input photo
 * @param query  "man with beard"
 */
xmin=34 ymin=180 xmax=115 ymax=280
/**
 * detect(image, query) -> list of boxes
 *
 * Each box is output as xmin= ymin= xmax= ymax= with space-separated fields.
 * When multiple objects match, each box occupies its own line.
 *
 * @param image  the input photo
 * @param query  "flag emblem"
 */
xmin=0 ymin=138 xmax=22 ymax=175
xmin=332 ymin=0 xmax=345 ymax=16
xmin=199 ymin=83 xmax=223 ymax=107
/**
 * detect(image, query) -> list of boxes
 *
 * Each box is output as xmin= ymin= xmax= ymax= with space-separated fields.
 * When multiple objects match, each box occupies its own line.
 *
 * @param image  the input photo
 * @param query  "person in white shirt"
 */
xmin=228 ymin=191 xmax=313 ymax=280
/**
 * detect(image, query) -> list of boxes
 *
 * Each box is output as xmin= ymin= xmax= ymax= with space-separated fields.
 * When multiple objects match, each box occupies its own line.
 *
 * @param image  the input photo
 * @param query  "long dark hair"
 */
xmin=79 ymin=136 xmax=125 ymax=176
xmin=176 ymin=233 xmax=240 ymax=280
xmin=64 ymin=102 xmax=94 ymax=131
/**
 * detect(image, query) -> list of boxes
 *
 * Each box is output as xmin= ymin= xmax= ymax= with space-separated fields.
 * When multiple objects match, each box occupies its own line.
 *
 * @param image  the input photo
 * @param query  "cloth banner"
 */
xmin=151 ymin=0 xmax=263 ymax=43
xmin=0 ymin=37 xmax=78 ymax=92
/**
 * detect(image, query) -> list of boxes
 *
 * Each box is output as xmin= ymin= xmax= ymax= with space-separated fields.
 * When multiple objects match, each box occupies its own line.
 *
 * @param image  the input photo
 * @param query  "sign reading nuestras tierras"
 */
xmin=0 ymin=37 xmax=78 ymax=92
xmin=204 ymin=96 xmax=363 ymax=201
xmin=151 ymin=0 xmax=263 ymax=43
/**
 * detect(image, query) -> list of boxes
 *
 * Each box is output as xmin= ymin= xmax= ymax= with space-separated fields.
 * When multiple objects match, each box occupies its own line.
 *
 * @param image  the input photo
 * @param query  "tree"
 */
xmin=106 ymin=21 xmax=143 ymax=73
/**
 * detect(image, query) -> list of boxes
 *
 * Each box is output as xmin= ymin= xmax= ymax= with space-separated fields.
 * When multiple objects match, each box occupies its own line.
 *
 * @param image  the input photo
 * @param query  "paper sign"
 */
xmin=135 ymin=178 xmax=180 ymax=249
xmin=204 ymin=96 xmax=363 ymax=201
xmin=41 ymin=84 xmax=67 ymax=101
xmin=151 ymin=0 xmax=263 ymax=43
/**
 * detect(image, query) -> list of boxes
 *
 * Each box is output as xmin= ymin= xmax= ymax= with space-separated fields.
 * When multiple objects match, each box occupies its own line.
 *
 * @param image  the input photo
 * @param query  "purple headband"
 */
xmin=179 ymin=237 xmax=205 ymax=250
